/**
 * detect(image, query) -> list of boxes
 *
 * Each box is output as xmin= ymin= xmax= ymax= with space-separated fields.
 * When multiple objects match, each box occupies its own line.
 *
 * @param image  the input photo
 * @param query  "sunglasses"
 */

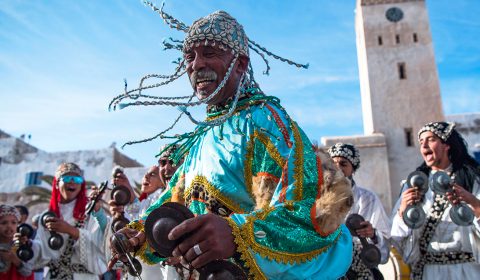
xmin=60 ymin=175 xmax=84 ymax=184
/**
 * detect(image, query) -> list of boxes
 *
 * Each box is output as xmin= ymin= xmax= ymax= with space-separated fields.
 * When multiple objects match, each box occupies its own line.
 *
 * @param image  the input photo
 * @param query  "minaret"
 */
xmin=355 ymin=0 xmax=444 ymax=200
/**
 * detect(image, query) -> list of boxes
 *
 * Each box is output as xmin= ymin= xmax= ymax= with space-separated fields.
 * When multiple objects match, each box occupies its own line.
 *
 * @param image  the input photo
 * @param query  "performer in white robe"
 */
xmin=109 ymin=145 xmax=181 ymax=279
xmin=391 ymin=122 xmax=480 ymax=280
xmin=329 ymin=143 xmax=391 ymax=280
xmin=31 ymin=162 xmax=107 ymax=280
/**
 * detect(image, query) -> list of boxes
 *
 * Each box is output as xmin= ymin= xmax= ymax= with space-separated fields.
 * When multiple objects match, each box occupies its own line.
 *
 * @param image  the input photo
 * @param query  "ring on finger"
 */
xmin=193 ymin=244 xmax=202 ymax=256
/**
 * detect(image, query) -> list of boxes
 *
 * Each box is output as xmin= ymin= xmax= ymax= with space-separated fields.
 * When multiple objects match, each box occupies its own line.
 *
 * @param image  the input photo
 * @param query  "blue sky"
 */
xmin=1 ymin=0 xmax=479 ymax=166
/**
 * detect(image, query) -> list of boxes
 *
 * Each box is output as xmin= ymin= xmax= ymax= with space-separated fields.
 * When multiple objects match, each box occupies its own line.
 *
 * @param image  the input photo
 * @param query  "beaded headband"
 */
xmin=418 ymin=122 xmax=456 ymax=142
xmin=55 ymin=162 xmax=83 ymax=179
xmin=108 ymin=1 xmax=308 ymax=149
xmin=327 ymin=143 xmax=360 ymax=171
xmin=0 ymin=205 xmax=21 ymax=221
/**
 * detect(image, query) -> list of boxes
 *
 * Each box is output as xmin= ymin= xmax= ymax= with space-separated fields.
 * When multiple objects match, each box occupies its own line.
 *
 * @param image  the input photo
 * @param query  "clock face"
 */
xmin=386 ymin=7 xmax=404 ymax=22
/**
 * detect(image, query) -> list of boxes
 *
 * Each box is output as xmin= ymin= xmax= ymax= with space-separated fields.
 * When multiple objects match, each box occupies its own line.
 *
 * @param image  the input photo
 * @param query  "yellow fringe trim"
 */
xmin=253 ymin=130 xmax=286 ymax=168
xmin=241 ymin=206 xmax=340 ymax=264
xmin=127 ymin=220 xmax=144 ymax=232
xmin=244 ymin=132 xmax=254 ymax=198
xmin=226 ymin=218 xmax=267 ymax=280
xmin=290 ymin=121 xmax=304 ymax=201
xmin=184 ymin=175 xmax=245 ymax=214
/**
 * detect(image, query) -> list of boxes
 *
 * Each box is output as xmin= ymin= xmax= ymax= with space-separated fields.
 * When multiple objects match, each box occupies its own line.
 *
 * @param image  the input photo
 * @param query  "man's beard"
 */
xmin=190 ymin=69 xmax=218 ymax=97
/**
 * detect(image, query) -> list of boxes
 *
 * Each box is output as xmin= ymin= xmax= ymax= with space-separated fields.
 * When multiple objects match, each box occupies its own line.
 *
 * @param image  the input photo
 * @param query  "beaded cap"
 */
xmin=158 ymin=144 xmax=179 ymax=159
xmin=0 ymin=204 xmax=21 ymax=221
xmin=328 ymin=143 xmax=361 ymax=171
xmin=418 ymin=122 xmax=456 ymax=142
xmin=183 ymin=11 xmax=249 ymax=57
xmin=55 ymin=162 xmax=83 ymax=179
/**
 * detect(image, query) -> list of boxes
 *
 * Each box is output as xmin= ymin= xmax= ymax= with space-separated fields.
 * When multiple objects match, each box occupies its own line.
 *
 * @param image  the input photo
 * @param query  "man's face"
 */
xmin=332 ymin=157 xmax=354 ymax=178
xmin=0 ymin=214 xmax=18 ymax=241
xmin=185 ymin=45 xmax=247 ymax=105
xmin=158 ymin=157 xmax=180 ymax=188
xmin=58 ymin=172 xmax=83 ymax=203
xmin=419 ymin=131 xmax=451 ymax=170
xmin=141 ymin=166 xmax=162 ymax=194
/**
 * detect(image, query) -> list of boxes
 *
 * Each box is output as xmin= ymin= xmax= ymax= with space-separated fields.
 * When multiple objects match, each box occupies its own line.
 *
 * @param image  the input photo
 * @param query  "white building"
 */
xmin=0 ymin=129 xmax=147 ymax=215
xmin=322 ymin=0 xmax=480 ymax=212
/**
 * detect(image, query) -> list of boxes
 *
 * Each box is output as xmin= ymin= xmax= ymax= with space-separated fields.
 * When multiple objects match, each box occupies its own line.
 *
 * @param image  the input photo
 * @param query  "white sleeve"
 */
xmin=468 ymin=179 xmax=480 ymax=263
xmin=31 ymin=223 xmax=60 ymax=270
xmin=73 ymin=217 xmax=108 ymax=275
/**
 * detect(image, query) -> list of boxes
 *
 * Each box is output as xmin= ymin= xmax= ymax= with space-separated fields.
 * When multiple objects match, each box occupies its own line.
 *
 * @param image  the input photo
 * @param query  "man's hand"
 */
xmin=0 ymin=249 xmax=21 ymax=268
xmin=447 ymin=183 xmax=480 ymax=218
xmin=108 ymin=200 xmax=125 ymax=216
xmin=45 ymin=217 xmax=79 ymax=240
xmin=108 ymin=228 xmax=146 ymax=270
xmin=13 ymin=232 xmax=29 ymax=246
xmin=398 ymin=187 xmax=420 ymax=217
xmin=356 ymin=220 xmax=375 ymax=239
xmin=169 ymin=213 xmax=236 ymax=269
xmin=89 ymin=185 xmax=105 ymax=212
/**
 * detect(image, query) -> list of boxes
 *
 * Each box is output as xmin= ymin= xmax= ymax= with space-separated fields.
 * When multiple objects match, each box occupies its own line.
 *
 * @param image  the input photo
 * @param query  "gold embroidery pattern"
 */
xmin=185 ymin=175 xmax=245 ymax=214
xmin=241 ymin=206 xmax=340 ymax=264
xmin=244 ymin=133 xmax=254 ymax=198
xmin=253 ymin=130 xmax=286 ymax=167
xmin=311 ymin=154 xmax=325 ymax=235
xmin=290 ymin=121 xmax=304 ymax=201
xmin=226 ymin=218 xmax=267 ymax=280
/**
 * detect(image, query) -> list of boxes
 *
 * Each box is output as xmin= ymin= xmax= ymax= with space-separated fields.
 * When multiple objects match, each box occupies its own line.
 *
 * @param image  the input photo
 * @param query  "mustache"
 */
xmin=190 ymin=70 xmax=217 ymax=85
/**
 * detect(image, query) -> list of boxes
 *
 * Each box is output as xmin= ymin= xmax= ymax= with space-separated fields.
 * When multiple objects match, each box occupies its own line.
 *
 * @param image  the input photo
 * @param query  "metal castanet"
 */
xmin=145 ymin=202 xmax=247 ymax=279
xmin=15 ymin=223 xmax=34 ymax=261
xmin=40 ymin=211 xmax=64 ymax=250
xmin=110 ymin=185 xmax=132 ymax=206
xmin=110 ymin=184 xmax=132 ymax=232
xmin=198 ymin=260 xmax=247 ymax=280
xmin=402 ymin=171 xmax=428 ymax=229
xmin=429 ymin=171 xmax=474 ymax=226
xmin=346 ymin=213 xmax=381 ymax=268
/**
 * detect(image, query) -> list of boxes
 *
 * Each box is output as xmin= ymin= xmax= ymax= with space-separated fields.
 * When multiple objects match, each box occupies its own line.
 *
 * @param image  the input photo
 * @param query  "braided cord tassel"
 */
xmin=248 ymin=38 xmax=309 ymax=69
xmin=143 ymin=1 xmax=189 ymax=32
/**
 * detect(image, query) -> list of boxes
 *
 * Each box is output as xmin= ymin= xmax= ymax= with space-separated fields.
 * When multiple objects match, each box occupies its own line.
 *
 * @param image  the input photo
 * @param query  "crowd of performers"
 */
xmin=2 ymin=2 xmax=480 ymax=279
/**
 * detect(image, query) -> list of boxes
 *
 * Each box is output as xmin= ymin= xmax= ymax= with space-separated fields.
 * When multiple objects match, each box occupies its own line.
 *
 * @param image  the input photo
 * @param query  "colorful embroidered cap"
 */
xmin=55 ymin=162 xmax=83 ymax=179
xmin=418 ymin=121 xmax=456 ymax=142
xmin=328 ymin=143 xmax=361 ymax=171
xmin=0 ymin=204 xmax=21 ymax=221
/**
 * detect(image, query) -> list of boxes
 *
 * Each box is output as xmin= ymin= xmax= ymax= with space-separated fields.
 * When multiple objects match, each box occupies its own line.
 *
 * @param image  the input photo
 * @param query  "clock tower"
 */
xmin=355 ymin=0 xmax=444 ymax=199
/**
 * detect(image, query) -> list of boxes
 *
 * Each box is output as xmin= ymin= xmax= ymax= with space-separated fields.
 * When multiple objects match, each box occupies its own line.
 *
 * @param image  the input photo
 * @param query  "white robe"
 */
xmin=32 ymin=200 xmax=107 ymax=280
xmin=124 ymin=187 xmax=165 ymax=221
xmin=123 ymin=188 xmax=179 ymax=280
xmin=348 ymin=183 xmax=392 ymax=264
xmin=391 ymin=168 xmax=480 ymax=279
